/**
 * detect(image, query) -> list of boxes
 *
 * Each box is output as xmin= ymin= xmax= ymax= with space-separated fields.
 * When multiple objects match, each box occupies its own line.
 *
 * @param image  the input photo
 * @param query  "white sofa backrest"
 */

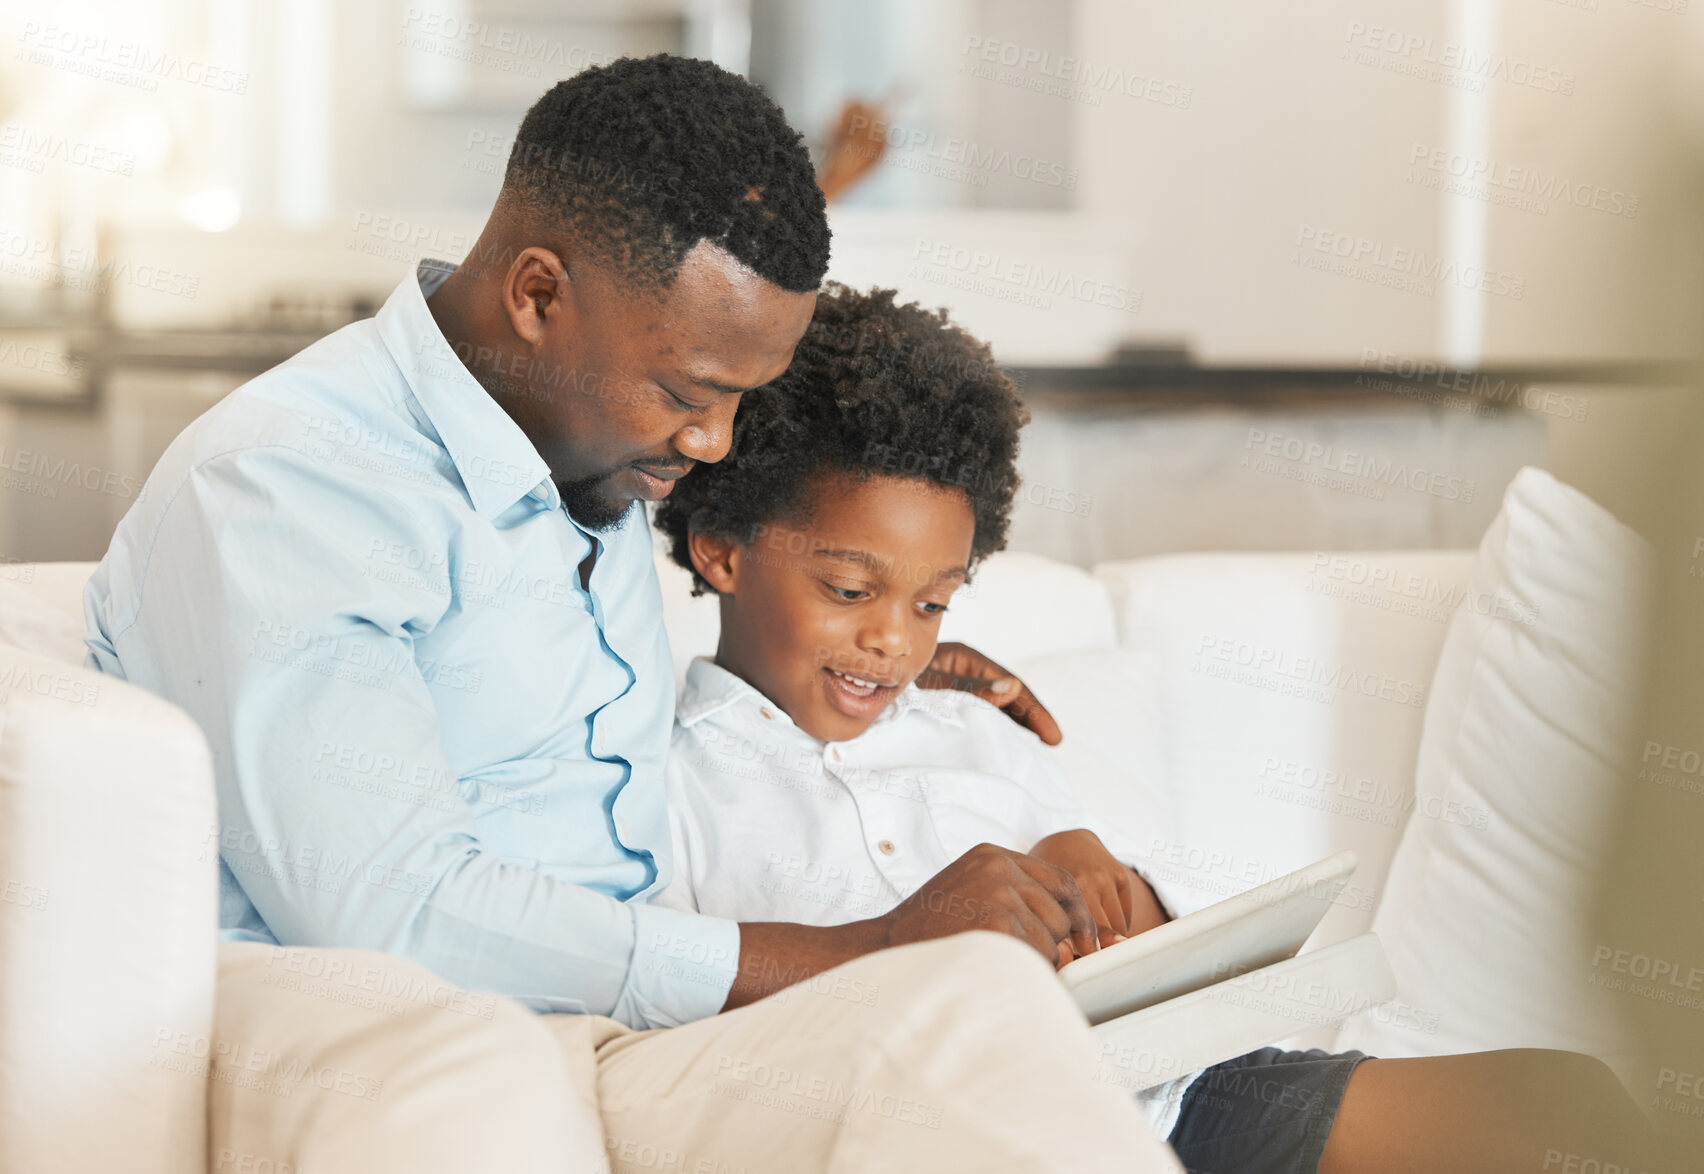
xmin=0 ymin=561 xmax=97 ymax=667
xmin=1012 ymin=551 xmax=1473 ymax=961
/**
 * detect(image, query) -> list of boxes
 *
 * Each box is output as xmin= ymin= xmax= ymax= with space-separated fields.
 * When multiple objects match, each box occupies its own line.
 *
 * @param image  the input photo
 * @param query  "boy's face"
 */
xmin=696 ymin=473 xmax=976 ymax=743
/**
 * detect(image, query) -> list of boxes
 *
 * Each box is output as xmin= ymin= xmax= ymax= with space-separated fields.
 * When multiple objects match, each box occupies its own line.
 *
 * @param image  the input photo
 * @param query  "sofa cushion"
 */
xmin=1335 ymin=467 xmax=1651 ymax=1059
xmin=1084 ymin=550 xmax=1472 ymax=957
xmin=0 ymin=639 xmax=219 ymax=1174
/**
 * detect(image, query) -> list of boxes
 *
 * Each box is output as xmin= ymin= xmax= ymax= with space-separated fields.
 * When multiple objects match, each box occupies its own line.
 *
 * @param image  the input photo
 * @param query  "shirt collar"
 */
xmin=375 ymin=258 xmax=555 ymax=520
xmin=676 ymin=656 xmax=963 ymax=738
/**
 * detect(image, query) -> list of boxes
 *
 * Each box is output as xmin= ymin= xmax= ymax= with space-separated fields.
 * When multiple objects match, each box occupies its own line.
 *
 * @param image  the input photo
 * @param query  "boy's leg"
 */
xmin=554 ymin=931 xmax=1184 ymax=1174
xmin=1320 ymin=1050 xmax=1661 ymax=1174
xmin=1165 ymin=1047 xmax=1369 ymax=1174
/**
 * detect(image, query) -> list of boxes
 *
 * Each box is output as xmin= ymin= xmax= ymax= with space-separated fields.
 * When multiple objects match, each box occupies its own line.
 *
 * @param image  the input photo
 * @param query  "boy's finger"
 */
xmin=1082 ymin=883 xmax=1118 ymax=940
xmin=1113 ymin=868 xmax=1139 ymax=931
xmin=1084 ymin=894 xmax=1115 ymax=944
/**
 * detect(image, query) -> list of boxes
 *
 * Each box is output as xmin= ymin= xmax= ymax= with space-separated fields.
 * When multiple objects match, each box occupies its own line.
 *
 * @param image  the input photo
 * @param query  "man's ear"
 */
xmin=501 ymin=246 xmax=572 ymax=346
xmin=687 ymin=524 xmax=741 ymax=595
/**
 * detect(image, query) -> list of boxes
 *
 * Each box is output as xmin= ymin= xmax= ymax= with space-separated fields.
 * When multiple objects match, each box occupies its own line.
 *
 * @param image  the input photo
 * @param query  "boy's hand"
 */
xmin=919 ymin=642 xmax=1062 ymax=746
xmin=1029 ymin=829 xmax=1139 ymax=956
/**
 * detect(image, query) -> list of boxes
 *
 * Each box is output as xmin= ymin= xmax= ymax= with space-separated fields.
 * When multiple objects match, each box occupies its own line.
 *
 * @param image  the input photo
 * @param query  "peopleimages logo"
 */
xmin=1589 ymin=945 xmax=1704 ymax=993
xmin=0 ymin=126 xmax=136 ymax=175
xmin=1308 ymin=553 xmax=1540 ymax=627
xmin=1406 ymin=143 xmax=1638 ymax=220
xmin=1242 ymin=429 xmax=1477 ymax=503
xmin=1358 ymin=350 xmax=1589 ymax=423
xmin=909 ymin=239 xmax=1142 ymax=314
xmin=840 ymin=114 xmax=1078 ymax=191
xmin=0 ymin=444 xmax=139 ymax=499
xmin=959 ymin=36 xmax=1194 ymax=108
xmin=1294 ymin=225 xmax=1526 ymax=300
xmin=0 ymin=230 xmax=200 ymax=299
xmin=1639 ymin=740 xmax=1704 ymax=799
xmin=1194 ymin=632 xmax=1429 ymax=709
xmin=1342 ymin=22 xmax=1575 ymax=96
xmin=16 ymin=21 xmax=251 ymax=93
xmin=399 ymin=8 xmax=620 ymax=76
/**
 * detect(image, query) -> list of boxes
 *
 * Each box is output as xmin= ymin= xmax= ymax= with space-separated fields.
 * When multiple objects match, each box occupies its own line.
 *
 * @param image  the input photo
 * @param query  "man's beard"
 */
xmin=557 ymin=471 xmax=635 ymax=532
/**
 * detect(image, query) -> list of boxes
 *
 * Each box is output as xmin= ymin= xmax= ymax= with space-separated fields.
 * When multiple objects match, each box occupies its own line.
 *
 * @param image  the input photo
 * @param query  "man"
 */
xmin=84 ymin=55 xmax=1170 ymax=1171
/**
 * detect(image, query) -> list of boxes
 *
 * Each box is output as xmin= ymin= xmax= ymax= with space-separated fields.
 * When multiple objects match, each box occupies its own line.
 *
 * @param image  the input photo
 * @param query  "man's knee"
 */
xmin=873 ymin=931 xmax=1054 ymax=989
xmin=876 ymin=932 xmax=1085 ymax=1029
xmin=939 ymin=929 xmax=1060 ymax=984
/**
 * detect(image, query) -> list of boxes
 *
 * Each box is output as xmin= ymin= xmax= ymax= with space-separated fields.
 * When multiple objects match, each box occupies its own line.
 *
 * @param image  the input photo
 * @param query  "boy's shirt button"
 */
xmin=829 ymin=747 xmax=842 ymax=762
xmin=877 ymin=840 xmax=896 ymax=856
xmin=759 ymin=707 xmax=774 ymax=720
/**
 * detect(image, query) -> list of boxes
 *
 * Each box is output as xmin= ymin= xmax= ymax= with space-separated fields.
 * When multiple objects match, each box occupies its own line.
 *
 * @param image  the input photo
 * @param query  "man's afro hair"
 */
xmin=655 ymin=284 xmax=1030 ymax=596
xmin=503 ymin=54 xmax=829 ymax=292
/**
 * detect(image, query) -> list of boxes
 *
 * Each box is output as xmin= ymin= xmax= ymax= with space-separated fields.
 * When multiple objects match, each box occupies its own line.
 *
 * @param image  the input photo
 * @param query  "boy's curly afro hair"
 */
xmin=503 ymin=54 xmax=829 ymax=292
xmin=654 ymin=284 xmax=1030 ymax=595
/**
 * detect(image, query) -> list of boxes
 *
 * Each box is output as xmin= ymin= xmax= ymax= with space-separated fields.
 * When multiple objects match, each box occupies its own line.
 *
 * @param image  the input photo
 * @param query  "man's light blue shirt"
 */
xmin=83 ymin=260 xmax=741 ymax=1028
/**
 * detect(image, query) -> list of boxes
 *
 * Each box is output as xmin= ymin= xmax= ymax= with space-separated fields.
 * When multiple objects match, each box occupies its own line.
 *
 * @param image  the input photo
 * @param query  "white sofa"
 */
xmin=0 ymin=467 xmax=1651 ymax=1170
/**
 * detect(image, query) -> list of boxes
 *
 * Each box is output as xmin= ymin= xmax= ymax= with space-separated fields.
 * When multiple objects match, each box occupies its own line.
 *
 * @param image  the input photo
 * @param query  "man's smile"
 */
xmin=629 ymin=462 xmax=693 ymax=500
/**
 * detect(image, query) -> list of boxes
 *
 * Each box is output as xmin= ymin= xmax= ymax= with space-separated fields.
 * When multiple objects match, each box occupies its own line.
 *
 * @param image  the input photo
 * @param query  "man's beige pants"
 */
xmin=210 ymin=934 xmax=1181 ymax=1174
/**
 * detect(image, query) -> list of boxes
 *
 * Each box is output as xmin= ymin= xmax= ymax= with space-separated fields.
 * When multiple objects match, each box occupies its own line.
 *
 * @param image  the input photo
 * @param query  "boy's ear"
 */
xmin=687 ymin=527 xmax=741 ymax=595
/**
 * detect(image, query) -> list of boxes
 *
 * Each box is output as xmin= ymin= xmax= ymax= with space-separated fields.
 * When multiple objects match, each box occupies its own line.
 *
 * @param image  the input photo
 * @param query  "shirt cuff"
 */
xmin=614 ymin=901 xmax=741 ymax=1029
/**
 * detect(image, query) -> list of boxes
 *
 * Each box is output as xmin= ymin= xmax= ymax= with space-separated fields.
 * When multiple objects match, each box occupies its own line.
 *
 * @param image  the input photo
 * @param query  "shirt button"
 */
xmin=759 ymin=707 xmax=774 ymax=720
xmin=829 ymin=748 xmax=841 ymax=762
xmin=530 ymin=481 xmax=549 ymax=502
xmin=877 ymin=840 xmax=896 ymax=856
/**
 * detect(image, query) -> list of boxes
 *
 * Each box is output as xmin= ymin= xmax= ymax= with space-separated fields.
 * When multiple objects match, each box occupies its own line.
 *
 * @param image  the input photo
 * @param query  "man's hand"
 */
xmin=1030 ymin=829 xmax=1172 ymax=964
xmin=723 ymin=844 xmax=1099 ymax=1010
xmin=882 ymin=842 xmax=1100 ymax=962
xmin=918 ymin=641 xmax=1062 ymax=746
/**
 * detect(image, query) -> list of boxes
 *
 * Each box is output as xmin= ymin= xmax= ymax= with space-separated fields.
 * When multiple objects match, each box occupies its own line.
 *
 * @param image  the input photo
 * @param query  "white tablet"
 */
xmin=1059 ymin=849 xmax=1359 ymax=1026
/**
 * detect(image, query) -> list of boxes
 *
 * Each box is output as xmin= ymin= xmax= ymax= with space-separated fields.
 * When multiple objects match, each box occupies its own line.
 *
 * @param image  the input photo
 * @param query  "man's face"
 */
xmin=703 ymin=473 xmax=976 ymax=743
xmin=495 ymin=240 xmax=816 ymax=529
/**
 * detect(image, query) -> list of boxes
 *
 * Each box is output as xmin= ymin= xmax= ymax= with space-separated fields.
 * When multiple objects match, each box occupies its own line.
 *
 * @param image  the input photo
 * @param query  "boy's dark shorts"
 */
xmin=1166 ymin=1047 xmax=1371 ymax=1174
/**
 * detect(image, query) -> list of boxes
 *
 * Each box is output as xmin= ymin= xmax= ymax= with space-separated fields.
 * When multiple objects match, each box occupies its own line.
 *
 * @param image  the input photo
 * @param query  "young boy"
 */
xmin=650 ymin=285 xmax=1658 ymax=1174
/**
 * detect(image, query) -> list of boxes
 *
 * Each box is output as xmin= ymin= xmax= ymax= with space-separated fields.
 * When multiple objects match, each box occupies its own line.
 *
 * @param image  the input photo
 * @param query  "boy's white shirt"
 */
xmin=653 ymin=656 xmax=1197 ymax=1137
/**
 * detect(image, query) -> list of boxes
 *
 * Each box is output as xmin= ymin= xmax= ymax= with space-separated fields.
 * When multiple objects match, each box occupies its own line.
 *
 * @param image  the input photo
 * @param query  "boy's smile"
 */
xmin=691 ymin=472 xmax=977 ymax=743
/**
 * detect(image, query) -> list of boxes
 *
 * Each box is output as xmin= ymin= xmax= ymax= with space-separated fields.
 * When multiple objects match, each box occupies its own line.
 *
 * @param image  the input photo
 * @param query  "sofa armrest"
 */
xmin=0 ymin=644 xmax=218 ymax=1174
xmin=210 ymin=943 xmax=601 ymax=1174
